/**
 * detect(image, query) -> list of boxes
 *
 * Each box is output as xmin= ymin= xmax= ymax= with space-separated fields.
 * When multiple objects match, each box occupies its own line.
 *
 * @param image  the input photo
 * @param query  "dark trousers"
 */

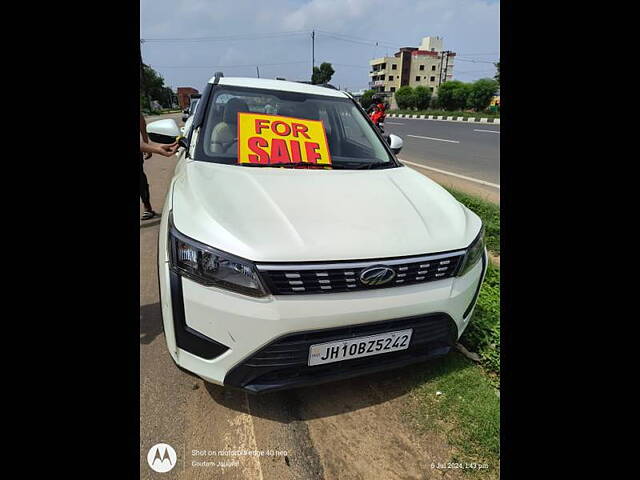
xmin=140 ymin=153 xmax=152 ymax=210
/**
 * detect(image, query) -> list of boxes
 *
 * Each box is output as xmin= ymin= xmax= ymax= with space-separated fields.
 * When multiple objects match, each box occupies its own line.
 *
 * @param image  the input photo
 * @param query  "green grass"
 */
xmin=461 ymin=263 xmax=500 ymax=376
xmin=448 ymin=186 xmax=500 ymax=375
xmin=408 ymin=353 xmax=500 ymax=475
xmin=407 ymin=189 xmax=501 ymax=474
xmin=389 ymin=109 xmax=500 ymax=119
xmin=445 ymin=187 xmax=500 ymax=256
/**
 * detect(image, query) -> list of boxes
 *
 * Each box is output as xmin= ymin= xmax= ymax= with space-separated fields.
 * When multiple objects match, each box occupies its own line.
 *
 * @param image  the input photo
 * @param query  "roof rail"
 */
xmin=296 ymin=81 xmax=337 ymax=90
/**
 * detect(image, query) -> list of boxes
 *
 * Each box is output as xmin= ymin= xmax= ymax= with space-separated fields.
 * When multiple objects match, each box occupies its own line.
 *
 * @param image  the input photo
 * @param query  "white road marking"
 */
xmin=399 ymin=158 xmax=500 ymax=189
xmin=474 ymin=129 xmax=500 ymax=134
xmin=407 ymin=134 xmax=460 ymax=144
xmin=386 ymin=122 xmax=405 ymax=125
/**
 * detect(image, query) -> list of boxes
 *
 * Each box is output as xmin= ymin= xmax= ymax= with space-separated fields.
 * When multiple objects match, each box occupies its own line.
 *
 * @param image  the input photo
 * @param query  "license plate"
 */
xmin=308 ymin=329 xmax=413 ymax=366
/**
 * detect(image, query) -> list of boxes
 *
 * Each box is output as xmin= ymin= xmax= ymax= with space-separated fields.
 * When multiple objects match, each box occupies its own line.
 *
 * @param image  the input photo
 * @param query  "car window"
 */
xmin=199 ymin=86 xmax=394 ymax=168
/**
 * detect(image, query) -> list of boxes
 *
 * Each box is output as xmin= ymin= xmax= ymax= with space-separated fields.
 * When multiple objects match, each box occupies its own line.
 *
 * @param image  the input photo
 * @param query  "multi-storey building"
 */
xmin=368 ymin=36 xmax=455 ymax=96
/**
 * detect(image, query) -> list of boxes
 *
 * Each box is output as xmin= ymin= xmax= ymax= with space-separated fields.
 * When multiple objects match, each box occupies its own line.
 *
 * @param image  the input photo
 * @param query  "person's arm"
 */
xmin=140 ymin=137 xmax=178 ymax=157
xmin=140 ymin=113 xmax=149 ymax=143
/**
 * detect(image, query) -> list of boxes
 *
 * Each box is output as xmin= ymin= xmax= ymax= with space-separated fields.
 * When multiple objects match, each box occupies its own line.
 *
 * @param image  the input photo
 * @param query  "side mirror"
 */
xmin=387 ymin=134 xmax=403 ymax=154
xmin=147 ymin=119 xmax=181 ymax=144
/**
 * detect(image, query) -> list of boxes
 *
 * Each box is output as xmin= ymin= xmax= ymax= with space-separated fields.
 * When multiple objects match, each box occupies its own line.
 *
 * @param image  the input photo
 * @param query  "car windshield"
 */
xmin=197 ymin=86 xmax=395 ymax=169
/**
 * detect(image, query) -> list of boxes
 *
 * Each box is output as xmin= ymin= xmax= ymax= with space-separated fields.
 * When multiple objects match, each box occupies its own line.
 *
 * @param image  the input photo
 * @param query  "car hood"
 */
xmin=171 ymin=162 xmax=481 ymax=262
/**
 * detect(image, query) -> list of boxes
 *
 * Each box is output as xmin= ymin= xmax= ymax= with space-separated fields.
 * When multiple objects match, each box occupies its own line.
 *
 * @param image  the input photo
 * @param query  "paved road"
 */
xmin=139 ymin=114 xmax=465 ymax=479
xmin=384 ymin=118 xmax=500 ymax=186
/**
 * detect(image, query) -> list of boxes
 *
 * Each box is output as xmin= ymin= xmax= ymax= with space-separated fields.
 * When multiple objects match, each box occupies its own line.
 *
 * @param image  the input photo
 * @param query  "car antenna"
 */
xmin=213 ymin=71 xmax=224 ymax=85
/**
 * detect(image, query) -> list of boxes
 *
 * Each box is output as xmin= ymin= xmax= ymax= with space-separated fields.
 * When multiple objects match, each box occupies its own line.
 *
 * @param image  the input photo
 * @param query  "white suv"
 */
xmin=147 ymin=75 xmax=487 ymax=394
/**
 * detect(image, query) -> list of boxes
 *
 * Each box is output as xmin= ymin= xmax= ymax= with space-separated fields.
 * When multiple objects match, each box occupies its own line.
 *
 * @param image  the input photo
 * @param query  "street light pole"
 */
xmin=311 ymin=30 xmax=315 ymax=82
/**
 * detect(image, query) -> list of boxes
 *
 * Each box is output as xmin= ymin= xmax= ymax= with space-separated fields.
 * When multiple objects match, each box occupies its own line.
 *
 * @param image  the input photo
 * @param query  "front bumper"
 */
xmin=158 ymin=240 xmax=487 ymax=393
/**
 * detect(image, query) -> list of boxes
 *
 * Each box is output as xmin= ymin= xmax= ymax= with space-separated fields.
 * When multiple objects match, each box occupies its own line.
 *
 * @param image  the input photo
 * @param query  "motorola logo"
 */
xmin=147 ymin=443 xmax=177 ymax=473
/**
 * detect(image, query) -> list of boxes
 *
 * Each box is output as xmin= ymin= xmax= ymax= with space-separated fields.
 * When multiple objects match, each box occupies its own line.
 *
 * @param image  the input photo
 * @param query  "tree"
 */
xmin=437 ymin=81 xmax=471 ymax=110
xmin=311 ymin=62 xmax=335 ymax=85
xmin=140 ymin=64 xmax=174 ymax=109
xmin=360 ymin=90 xmax=376 ymax=109
xmin=394 ymin=86 xmax=415 ymax=109
xmin=413 ymin=86 xmax=431 ymax=110
xmin=494 ymin=61 xmax=500 ymax=84
xmin=467 ymin=78 xmax=499 ymax=111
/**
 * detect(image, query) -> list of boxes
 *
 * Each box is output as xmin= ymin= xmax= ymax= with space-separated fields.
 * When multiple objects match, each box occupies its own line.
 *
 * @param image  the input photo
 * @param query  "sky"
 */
xmin=140 ymin=0 xmax=499 ymax=93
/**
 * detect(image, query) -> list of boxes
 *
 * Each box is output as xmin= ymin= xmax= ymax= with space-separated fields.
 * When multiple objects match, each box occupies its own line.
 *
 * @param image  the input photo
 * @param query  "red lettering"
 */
xmin=270 ymin=139 xmax=290 ymax=163
xmin=247 ymin=137 xmax=269 ymax=164
xmin=291 ymin=123 xmax=310 ymax=139
xmin=255 ymin=119 xmax=270 ymax=134
xmin=271 ymin=121 xmax=291 ymax=137
xmin=290 ymin=140 xmax=302 ymax=163
xmin=304 ymin=142 xmax=321 ymax=163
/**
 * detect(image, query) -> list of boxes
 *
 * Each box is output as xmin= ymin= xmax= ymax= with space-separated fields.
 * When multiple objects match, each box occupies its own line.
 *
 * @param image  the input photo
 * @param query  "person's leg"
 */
xmin=140 ymin=154 xmax=155 ymax=219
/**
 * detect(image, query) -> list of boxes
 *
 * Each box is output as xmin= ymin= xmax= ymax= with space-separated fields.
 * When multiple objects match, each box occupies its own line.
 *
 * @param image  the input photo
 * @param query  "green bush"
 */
xmin=467 ymin=78 xmax=499 ymax=111
xmin=437 ymin=81 xmax=471 ymax=110
xmin=394 ymin=86 xmax=415 ymax=109
xmin=413 ymin=86 xmax=431 ymax=110
xmin=388 ymin=109 xmax=500 ymax=119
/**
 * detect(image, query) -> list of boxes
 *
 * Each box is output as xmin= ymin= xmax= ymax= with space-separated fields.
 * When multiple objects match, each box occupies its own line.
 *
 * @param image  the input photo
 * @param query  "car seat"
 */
xmin=210 ymin=98 xmax=250 ymax=154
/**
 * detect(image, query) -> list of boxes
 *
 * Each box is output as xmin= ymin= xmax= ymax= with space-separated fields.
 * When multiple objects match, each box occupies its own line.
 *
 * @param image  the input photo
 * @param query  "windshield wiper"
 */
xmin=339 ymin=162 xmax=394 ymax=170
xmin=238 ymin=162 xmax=393 ymax=170
xmin=240 ymin=162 xmax=334 ymax=169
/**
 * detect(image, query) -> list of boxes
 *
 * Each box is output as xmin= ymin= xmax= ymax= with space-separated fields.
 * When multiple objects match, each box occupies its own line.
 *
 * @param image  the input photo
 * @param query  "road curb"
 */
xmin=388 ymin=114 xmax=500 ymax=125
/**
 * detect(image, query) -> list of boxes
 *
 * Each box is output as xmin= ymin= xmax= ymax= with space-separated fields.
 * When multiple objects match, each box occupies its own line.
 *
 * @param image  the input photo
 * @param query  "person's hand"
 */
xmin=156 ymin=142 xmax=179 ymax=157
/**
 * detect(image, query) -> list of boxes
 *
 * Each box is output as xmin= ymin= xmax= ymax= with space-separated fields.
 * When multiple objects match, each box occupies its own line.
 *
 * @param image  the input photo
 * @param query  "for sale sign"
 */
xmin=237 ymin=112 xmax=332 ymax=165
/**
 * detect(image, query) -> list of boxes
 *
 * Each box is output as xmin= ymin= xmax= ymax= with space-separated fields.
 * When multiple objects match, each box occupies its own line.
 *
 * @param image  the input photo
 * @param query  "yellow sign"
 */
xmin=237 ymin=112 xmax=332 ymax=165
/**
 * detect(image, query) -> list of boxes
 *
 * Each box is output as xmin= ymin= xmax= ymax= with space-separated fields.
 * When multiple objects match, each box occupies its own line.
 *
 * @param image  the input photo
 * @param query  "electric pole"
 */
xmin=311 ymin=30 xmax=315 ymax=81
xmin=438 ymin=51 xmax=444 ymax=87
xmin=442 ymin=51 xmax=450 ymax=84
xmin=256 ymin=66 xmax=260 ymax=78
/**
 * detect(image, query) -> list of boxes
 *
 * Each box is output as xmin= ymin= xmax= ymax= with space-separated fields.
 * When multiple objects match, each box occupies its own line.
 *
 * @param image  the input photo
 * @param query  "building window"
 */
xmin=430 ymin=76 xmax=436 ymax=82
xmin=389 ymin=75 xmax=393 ymax=81
xmin=392 ymin=64 xmax=397 ymax=70
xmin=419 ymin=65 xmax=425 ymax=71
xmin=380 ymin=75 xmax=385 ymax=80
xmin=390 ymin=87 xmax=396 ymax=92
xmin=429 ymin=87 xmax=434 ymax=92
xmin=415 ymin=76 xmax=421 ymax=81
xmin=432 ymin=65 xmax=436 ymax=71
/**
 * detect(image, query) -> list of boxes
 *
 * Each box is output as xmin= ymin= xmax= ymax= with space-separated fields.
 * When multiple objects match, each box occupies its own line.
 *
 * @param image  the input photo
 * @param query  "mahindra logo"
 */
xmin=359 ymin=266 xmax=396 ymax=286
xmin=147 ymin=443 xmax=177 ymax=473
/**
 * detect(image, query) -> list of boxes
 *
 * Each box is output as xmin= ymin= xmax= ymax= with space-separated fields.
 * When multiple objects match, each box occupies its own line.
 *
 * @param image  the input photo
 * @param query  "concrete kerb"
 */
xmin=389 ymin=114 xmax=500 ymax=125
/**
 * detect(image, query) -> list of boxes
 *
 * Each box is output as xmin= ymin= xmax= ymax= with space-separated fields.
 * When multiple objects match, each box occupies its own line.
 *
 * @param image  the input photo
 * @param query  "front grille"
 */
xmin=258 ymin=251 xmax=465 ymax=295
xmin=224 ymin=313 xmax=457 ymax=393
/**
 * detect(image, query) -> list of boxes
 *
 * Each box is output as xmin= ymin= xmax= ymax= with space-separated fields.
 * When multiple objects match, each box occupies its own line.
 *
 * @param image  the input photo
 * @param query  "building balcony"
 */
xmin=369 ymin=69 xmax=386 ymax=76
xmin=368 ymin=80 xmax=386 ymax=88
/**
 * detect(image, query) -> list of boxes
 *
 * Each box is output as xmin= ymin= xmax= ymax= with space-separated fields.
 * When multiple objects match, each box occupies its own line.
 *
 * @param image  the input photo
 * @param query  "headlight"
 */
xmin=168 ymin=216 xmax=268 ymax=297
xmin=457 ymin=226 xmax=485 ymax=277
